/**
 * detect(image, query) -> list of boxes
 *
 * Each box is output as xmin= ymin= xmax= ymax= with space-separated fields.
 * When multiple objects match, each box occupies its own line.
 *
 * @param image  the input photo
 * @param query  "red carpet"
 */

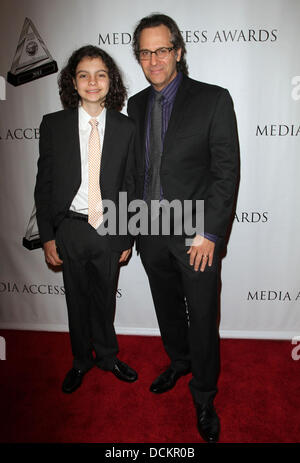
xmin=0 ymin=330 xmax=299 ymax=443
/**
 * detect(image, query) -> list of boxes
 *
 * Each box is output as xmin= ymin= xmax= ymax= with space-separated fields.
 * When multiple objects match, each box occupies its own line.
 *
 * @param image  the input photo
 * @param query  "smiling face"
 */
xmin=138 ymin=24 xmax=181 ymax=91
xmin=73 ymin=56 xmax=110 ymax=114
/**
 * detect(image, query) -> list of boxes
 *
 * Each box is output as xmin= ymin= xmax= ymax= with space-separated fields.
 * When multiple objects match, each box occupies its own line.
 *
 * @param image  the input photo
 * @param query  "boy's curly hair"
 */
xmin=58 ymin=45 xmax=127 ymax=111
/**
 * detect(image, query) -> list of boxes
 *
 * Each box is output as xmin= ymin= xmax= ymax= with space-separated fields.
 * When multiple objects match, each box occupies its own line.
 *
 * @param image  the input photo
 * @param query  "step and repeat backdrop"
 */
xmin=0 ymin=0 xmax=299 ymax=339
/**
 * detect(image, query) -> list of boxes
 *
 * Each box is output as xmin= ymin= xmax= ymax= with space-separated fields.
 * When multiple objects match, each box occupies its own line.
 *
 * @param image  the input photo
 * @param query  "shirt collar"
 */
xmin=151 ymin=72 xmax=182 ymax=104
xmin=79 ymin=105 xmax=106 ymax=130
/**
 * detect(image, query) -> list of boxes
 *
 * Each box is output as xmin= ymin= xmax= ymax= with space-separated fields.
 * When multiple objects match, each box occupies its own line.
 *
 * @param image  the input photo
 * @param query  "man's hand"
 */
xmin=187 ymin=235 xmax=215 ymax=272
xmin=43 ymin=240 xmax=63 ymax=266
xmin=119 ymin=248 xmax=131 ymax=263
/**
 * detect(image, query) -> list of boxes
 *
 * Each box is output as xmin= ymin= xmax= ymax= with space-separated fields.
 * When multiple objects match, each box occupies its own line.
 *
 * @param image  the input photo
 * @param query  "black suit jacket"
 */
xmin=34 ymin=107 xmax=136 ymax=251
xmin=127 ymin=74 xmax=239 ymax=239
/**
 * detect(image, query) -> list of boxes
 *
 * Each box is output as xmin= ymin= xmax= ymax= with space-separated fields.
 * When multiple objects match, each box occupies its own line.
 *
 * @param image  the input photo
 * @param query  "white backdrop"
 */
xmin=0 ymin=0 xmax=299 ymax=339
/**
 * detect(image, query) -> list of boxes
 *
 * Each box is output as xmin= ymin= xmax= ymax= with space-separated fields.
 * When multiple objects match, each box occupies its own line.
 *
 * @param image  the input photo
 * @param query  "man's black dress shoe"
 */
xmin=150 ymin=366 xmax=190 ymax=394
xmin=111 ymin=359 xmax=138 ymax=382
xmin=62 ymin=368 xmax=85 ymax=394
xmin=195 ymin=402 xmax=220 ymax=443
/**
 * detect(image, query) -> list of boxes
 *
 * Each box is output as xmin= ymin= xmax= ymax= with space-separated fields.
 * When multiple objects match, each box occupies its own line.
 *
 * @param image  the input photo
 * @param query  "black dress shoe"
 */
xmin=111 ymin=359 xmax=138 ymax=382
xmin=62 ymin=368 xmax=85 ymax=394
xmin=195 ymin=402 xmax=220 ymax=443
xmin=150 ymin=367 xmax=190 ymax=394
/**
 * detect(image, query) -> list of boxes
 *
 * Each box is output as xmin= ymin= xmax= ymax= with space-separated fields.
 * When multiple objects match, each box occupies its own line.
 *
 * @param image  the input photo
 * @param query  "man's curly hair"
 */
xmin=58 ymin=45 xmax=127 ymax=111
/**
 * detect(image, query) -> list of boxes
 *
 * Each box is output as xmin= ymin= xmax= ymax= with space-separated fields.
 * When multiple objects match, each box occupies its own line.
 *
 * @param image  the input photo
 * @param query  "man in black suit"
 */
xmin=128 ymin=14 xmax=239 ymax=442
xmin=35 ymin=46 xmax=137 ymax=393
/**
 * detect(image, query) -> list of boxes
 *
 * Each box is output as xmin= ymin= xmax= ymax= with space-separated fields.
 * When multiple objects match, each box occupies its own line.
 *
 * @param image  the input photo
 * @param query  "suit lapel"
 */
xmin=64 ymin=108 xmax=81 ymax=184
xmin=101 ymin=109 xmax=117 ymax=181
xmin=163 ymin=75 xmax=192 ymax=153
xmin=137 ymin=88 xmax=151 ymax=172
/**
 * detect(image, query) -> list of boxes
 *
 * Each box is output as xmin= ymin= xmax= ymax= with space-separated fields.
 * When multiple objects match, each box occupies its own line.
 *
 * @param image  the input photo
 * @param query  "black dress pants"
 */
xmin=55 ymin=216 xmax=120 ymax=372
xmin=139 ymin=234 xmax=221 ymax=404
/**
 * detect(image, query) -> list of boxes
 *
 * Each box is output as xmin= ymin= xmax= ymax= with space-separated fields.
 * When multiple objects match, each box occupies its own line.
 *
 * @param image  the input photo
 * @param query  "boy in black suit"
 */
xmin=35 ymin=45 xmax=137 ymax=393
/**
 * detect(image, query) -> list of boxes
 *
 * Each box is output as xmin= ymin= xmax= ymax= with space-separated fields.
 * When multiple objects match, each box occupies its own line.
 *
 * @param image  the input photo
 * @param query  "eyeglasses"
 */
xmin=138 ymin=47 xmax=175 ymax=61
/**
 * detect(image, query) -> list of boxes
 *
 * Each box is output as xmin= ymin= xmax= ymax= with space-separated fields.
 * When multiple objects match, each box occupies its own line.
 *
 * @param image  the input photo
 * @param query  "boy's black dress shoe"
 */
xmin=62 ymin=368 xmax=85 ymax=393
xmin=150 ymin=366 xmax=190 ymax=393
xmin=195 ymin=402 xmax=220 ymax=443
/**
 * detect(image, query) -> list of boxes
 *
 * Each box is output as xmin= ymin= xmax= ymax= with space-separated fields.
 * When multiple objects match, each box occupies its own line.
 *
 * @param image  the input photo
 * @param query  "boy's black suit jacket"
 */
xmin=35 ymin=108 xmax=136 ymax=251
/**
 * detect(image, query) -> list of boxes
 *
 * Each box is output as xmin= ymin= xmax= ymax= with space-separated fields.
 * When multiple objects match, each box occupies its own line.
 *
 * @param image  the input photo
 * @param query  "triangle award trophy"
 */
xmin=7 ymin=17 xmax=58 ymax=86
xmin=23 ymin=204 xmax=42 ymax=250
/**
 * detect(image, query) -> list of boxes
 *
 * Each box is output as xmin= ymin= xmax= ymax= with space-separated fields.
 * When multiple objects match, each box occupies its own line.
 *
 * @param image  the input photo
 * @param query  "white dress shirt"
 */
xmin=70 ymin=105 xmax=106 ymax=213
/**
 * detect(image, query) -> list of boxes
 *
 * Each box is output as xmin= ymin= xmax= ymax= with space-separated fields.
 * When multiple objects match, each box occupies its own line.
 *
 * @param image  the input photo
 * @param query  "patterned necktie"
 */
xmin=88 ymin=118 xmax=103 ymax=228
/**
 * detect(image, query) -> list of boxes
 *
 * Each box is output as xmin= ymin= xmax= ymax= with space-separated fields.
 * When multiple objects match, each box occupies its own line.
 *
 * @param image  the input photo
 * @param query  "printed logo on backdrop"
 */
xmin=181 ymin=29 xmax=278 ymax=44
xmin=256 ymin=125 xmax=300 ymax=136
xmin=247 ymin=290 xmax=300 ymax=302
xmin=0 ymin=281 xmax=65 ymax=296
xmin=0 ymin=281 xmax=123 ymax=298
xmin=234 ymin=212 xmax=268 ymax=223
xmin=0 ymin=127 xmax=39 ymax=140
xmin=98 ymin=29 xmax=278 ymax=46
xmin=7 ymin=17 xmax=57 ymax=86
